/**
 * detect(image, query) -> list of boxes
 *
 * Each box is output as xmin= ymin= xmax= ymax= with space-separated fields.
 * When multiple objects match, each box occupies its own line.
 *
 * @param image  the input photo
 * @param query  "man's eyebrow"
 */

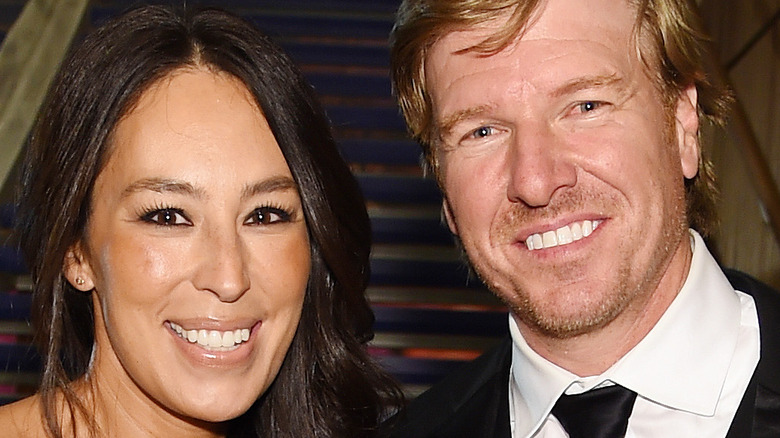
xmin=122 ymin=178 xmax=203 ymax=199
xmin=438 ymin=104 xmax=494 ymax=140
xmin=550 ymin=73 xmax=623 ymax=98
xmin=241 ymin=176 xmax=298 ymax=201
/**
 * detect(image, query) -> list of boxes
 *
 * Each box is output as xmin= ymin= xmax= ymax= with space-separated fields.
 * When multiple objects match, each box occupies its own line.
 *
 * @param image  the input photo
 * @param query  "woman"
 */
xmin=0 ymin=5 xmax=401 ymax=437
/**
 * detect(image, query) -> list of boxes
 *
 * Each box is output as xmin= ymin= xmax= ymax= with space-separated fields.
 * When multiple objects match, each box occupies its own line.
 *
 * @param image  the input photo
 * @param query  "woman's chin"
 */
xmin=173 ymin=400 xmax=254 ymax=427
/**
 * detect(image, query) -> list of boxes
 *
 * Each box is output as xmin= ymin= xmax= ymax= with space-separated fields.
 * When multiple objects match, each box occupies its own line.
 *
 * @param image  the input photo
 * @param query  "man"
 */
xmin=387 ymin=0 xmax=780 ymax=436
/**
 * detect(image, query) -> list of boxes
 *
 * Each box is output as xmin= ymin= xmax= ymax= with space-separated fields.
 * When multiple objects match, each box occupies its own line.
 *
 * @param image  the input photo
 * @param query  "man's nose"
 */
xmin=192 ymin=227 xmax=251 ymax=303
xmin=506 ymin=123 xmax=577 ymax=207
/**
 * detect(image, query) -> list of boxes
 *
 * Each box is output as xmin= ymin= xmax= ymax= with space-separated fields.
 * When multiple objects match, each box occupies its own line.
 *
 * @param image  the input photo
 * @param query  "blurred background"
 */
xmin=0 ymin=0 xmax=777 ymax=404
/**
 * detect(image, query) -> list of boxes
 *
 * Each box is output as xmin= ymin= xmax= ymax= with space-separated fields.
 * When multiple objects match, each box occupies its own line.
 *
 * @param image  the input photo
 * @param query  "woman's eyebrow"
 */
xmin=120 ymin=175 xmax=298 ymax=201
xmin=241 ymin=176 xmax=298 ymax=201
xmin=121 ymin=178 xmax=203 ymax=199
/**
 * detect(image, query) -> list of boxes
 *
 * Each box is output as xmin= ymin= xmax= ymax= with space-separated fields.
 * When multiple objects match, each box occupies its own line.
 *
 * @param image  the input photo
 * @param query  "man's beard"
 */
xmin=466 ymin=181 xmax=689 ymax=340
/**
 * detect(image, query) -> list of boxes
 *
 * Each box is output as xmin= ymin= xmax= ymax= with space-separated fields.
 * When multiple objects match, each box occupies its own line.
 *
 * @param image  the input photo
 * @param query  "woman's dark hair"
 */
xmin=16 ymin=5 xmax=402 ymax=437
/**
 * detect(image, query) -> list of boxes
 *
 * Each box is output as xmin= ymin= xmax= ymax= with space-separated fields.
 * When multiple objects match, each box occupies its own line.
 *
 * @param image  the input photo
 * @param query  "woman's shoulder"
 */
xmin=0 ymin=394 xmax=48 ymax=437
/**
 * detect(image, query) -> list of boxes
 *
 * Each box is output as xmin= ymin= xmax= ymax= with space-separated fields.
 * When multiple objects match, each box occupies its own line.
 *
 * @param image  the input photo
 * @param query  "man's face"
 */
xmin=426 ymin=0 xmax=701 ymax=339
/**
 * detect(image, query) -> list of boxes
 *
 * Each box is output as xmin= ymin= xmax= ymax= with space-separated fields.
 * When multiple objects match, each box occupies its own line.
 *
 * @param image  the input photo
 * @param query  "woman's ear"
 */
xmin=63 ymin=242 xmax=95 ymax=291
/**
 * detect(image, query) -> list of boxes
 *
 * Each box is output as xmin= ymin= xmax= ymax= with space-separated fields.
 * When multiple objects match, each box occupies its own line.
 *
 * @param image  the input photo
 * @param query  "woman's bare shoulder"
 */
xmin=0 ymin=394 xmax=48 ymax=437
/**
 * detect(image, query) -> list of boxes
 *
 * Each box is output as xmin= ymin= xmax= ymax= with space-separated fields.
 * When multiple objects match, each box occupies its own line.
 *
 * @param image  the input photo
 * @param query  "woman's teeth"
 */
xmin=169 ymin=322 xmax=251 ymax=350
xmin=525 ymin=220 xmax=601 ymax=251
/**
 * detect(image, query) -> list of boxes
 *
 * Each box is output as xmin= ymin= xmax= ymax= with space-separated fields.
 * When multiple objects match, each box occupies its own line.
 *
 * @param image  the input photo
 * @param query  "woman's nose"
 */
xmin=192 ymin=227 xmax=251 ymax=302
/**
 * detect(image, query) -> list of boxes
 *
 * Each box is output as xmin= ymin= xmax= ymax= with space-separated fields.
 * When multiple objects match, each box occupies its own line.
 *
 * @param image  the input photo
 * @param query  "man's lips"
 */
xmin=524 ymin=219 xmax=602 ymax=250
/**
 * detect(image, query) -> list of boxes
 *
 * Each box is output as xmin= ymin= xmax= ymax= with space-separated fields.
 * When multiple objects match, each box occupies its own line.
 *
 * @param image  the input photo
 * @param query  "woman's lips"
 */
xmin=168 ymin=321 xmax=254 ymax=351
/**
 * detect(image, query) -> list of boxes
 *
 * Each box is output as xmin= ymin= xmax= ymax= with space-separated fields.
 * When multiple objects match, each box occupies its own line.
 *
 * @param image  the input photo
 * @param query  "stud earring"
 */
xmin=76 ymin=277 xmax=85 ymax=286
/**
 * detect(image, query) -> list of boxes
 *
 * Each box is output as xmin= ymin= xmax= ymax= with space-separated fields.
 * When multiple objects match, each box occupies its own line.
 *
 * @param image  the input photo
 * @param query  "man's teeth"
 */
xmin=169 ymin=322 xmax=251 ymax=350
xmin=525 ymin=220 xmax=600 ymax=251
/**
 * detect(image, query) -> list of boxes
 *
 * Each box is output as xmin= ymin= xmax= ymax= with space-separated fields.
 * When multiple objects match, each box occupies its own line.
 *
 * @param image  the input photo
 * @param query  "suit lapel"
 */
xmin=724 ymin=269 xmax=780 ymax=436
xmin=725 ymin=269 xmax=780 ymax=394
xmin=434 ymin=337 xmax=512 ymax=438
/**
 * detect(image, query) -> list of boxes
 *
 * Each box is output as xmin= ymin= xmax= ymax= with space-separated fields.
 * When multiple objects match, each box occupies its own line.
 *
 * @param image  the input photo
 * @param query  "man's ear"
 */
xmin=63 ymin=242 xmax=95 ymax=291
xmin=675 ymin=84 xmax=700 ymax=179
xmin=442 ymin=198 xmax=459 ymax=236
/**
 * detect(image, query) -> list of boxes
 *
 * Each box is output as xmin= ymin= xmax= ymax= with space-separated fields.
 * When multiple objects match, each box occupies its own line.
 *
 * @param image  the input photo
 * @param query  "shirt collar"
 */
xmin=509 ymin=230 xmax=746 ymax=437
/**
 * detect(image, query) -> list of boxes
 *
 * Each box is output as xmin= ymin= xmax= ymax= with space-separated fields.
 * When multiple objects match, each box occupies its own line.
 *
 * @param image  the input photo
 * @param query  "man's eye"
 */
xmin=245 ymin=207 xmax=291 ymax=225
xmin=577 ymin=101 xmax=603 ymax=113
xmin=470 ymin=126 xmax=494 ymax=139
xmin=142 ymin=208 xmax=191 ymax=226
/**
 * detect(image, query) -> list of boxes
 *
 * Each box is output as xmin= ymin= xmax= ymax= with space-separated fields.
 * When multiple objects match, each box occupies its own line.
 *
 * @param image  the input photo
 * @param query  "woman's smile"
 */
xmin=168 ymin=321 xmax=253 ymax=351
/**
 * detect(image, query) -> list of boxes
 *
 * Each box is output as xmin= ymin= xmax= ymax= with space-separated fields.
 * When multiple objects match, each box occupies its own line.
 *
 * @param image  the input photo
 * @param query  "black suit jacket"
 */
xmin=386 ymin=269 xmax=780 ymax=438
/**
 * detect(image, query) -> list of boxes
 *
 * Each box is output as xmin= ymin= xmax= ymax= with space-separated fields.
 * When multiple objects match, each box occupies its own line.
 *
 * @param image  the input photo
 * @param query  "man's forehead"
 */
xmin=425 ymin=0 xmax=640 ymax=101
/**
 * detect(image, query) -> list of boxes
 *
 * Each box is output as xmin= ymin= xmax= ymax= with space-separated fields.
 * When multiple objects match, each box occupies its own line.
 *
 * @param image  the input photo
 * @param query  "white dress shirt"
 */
xmin=508 ymin=230 xmax=760 ymax=437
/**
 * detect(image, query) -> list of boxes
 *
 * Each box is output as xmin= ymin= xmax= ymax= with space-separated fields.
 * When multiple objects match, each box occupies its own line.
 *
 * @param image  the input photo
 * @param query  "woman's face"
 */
xmin=67 ymin=69 xmax=310 ymax=425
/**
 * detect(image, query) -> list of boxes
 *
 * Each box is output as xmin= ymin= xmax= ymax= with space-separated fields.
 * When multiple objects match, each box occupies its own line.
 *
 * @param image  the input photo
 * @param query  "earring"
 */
xmin=76 ymin=277 xmax=85 ymax=286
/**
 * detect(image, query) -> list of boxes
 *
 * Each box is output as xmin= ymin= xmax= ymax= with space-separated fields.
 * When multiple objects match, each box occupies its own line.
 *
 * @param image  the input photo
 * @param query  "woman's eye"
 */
xmin=245 ymin=207 xmax=292 ymax=225
xmin=142 ymin=208 xmax=191 ymax=226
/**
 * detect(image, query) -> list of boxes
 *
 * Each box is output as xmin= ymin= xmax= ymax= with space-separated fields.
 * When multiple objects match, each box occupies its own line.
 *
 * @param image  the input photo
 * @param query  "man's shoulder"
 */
xmin=723 ymin=268 xmax=780 ymax=307
xmin=385 ymin=337 xmax=512 ymax=438
xmin=723 ymin=268 xmax=780 ymax=395
xmin=722 ymin=268 xmax=780 ymax=346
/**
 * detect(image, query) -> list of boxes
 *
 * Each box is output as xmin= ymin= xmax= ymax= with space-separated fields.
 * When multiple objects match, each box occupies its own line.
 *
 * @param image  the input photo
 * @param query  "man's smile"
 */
xmin=525 ymin=219 xmax=601 ymax=250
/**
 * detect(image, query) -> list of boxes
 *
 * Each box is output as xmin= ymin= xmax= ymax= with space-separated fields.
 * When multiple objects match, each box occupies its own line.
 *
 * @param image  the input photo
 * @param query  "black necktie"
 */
xmin=551 ymin=384 xmax=638 ymax=438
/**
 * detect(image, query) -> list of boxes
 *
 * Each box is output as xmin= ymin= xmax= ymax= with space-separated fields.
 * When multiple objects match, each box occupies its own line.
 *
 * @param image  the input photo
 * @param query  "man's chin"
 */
xmin=510 ymin=289 xmax=632 ymax=340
